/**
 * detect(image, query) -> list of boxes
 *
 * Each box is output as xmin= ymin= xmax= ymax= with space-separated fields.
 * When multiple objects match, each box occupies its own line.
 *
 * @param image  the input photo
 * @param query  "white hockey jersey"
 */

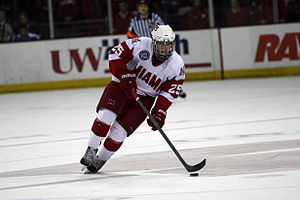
xmin=109 ymin=37 xmax=185 ymax=104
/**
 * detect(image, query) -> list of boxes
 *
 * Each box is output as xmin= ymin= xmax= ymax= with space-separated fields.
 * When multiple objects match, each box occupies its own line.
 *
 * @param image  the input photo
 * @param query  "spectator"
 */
xmin=9 ymin=25 xmax=40 ymax=42
xmin=257 ymin=0 xmax=273 ymax=24
xmin=80 ymin=0 xmax=107 ymax=34
xmin=243 ymin=0 xmax=260 ymax=25
xmin=0 ymin=9 xmax=14 ymax=42
xmin=17 ymin=12 xmax=38 ymax=34
xmin=186 ymin=0 xmax=209 ymax=29
xmin=35 ymin=0 xmax=51 ymax=23
xmin=177 ymin=1 xmax=194 ymax=16
xmin=113 ymin=1 xmax=134 ymax=34
xmin=278 ymin=0 xmax=288 ymax=23
xmin=56 ymin=0 xmax=79 ymax=22
xmin=286 ymin=0 xmax=300 ymax=22
xmin=226 ymin=0 xmax=248 ymax=26
xmin=81 ymin=0 xmax=107 ymax=20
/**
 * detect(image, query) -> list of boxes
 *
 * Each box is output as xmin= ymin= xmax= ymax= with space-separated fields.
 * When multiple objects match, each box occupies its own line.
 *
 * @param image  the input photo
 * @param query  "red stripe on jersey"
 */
xmin=120 ymin=41 xmax=133 ymax=62
xmin=109 ymin=41 xmax=133 ymax=61
xmin=109 ymin=41 xmax=134 ymax=78
xmin=109 ymin=59 xmax=128 ymax=79
xmin=160 ymin=78 xmax=184 ymax=98
xmin=156 ymin=95 xmax=172 ymax=111
xmin=109 ymin=41 xmax=134 ymax=63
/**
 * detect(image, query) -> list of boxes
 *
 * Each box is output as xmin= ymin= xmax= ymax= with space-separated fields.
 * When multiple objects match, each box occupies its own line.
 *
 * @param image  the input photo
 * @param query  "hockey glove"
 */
xmin=147 ymin=105 xmax=167 ymax=131
xmin=119 ymin=72 xmax=137 ymax=99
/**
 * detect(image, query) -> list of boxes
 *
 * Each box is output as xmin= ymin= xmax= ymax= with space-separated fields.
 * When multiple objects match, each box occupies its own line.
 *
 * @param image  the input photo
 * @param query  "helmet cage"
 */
xmin=153 ymin=40 xmax=175 ymax=61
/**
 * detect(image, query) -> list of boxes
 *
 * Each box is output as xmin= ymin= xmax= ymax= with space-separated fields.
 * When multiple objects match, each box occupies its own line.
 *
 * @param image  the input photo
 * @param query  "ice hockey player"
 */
xmin=80 ymin=25 xmax=185 ymax=173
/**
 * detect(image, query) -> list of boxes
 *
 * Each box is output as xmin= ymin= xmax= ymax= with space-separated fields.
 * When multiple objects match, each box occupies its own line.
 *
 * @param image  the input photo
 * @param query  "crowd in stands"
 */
xmin=0 ymin=0 xmax=300 ymax=43
xmin=0 ymin=8 xmax=39 ymax=42
xmin=225 ymin=0 xmax=300 ymax=27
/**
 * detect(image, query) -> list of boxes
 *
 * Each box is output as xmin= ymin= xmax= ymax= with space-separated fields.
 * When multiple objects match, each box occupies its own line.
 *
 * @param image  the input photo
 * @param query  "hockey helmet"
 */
xmin=151 ymin=25 xmax=176 ymax=61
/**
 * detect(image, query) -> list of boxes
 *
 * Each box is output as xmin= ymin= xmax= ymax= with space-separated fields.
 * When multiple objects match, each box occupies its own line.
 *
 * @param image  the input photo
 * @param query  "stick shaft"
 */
xmin=133 ymin=92 xmax=192 ymax=171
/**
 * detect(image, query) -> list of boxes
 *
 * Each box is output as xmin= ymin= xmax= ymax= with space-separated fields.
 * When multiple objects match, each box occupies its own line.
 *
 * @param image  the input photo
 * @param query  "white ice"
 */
xmin=0 ymin=77 xmax=300 ymax=200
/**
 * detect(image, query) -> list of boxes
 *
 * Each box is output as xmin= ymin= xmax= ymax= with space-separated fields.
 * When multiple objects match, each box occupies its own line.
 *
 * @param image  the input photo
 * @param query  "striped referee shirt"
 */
xmin=127 ymin=12 xmax=164 ymax=38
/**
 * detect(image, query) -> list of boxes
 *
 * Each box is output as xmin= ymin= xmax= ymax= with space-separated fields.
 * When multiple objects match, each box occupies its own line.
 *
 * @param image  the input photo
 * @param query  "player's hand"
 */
xmin=119 ymin=72 xmax=137 ymax=99
xmin=147 ymin=106 xmax=167 ymax=131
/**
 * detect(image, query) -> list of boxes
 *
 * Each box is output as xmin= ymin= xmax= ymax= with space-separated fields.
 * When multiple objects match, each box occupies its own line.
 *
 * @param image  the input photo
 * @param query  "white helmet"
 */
xmin=151 ymin=25 xmax=175 ymax=61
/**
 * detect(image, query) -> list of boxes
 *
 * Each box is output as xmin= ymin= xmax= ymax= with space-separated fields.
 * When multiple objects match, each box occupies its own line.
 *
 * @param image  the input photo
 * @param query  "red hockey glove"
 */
xmin=119 ymin=72 xmax=137 ymax=99
xmin=147 ymin=105 xmax=167 ymax=131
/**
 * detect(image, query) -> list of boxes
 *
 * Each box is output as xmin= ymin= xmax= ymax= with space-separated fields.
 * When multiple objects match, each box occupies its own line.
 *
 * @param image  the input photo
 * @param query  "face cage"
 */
xmin=153 ymin=40 xmax=175 ymax=61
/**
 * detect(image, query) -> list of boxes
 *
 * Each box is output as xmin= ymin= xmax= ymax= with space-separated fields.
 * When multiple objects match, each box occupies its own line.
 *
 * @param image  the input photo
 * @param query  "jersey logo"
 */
xmin=136 ymin=65 xmax=162 ymax=92
xmin=107 ymin=98 xmax=116 ymax=107
xmin=139 ymin=50 xmax=150 ymax=60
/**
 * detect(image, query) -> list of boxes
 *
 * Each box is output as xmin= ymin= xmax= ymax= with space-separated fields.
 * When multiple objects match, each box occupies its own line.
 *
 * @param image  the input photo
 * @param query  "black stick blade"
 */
xmin=185 ymin=159 xmax=206 ymax=172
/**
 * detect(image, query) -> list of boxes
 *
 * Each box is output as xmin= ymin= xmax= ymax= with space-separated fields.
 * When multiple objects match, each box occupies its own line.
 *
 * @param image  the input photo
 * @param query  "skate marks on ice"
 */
xmin=0 ymin=139 xmax=299 ymax=194
xmin=0 ymin=173 xmax=136 ymax=191
xmin=0 ymin=138 xmax=299 ymax=180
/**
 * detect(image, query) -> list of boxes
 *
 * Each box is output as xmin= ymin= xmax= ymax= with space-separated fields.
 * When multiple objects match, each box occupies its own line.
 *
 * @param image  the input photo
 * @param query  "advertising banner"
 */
xmin=221 ymin=23 xmax=300 ymax=70
xmin=0 ymin=30 xmax=215 ymax=85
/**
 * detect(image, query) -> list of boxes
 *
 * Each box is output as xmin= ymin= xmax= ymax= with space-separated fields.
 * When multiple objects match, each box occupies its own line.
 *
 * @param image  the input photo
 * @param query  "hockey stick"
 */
xmin=132 ymin=90 xmax=206 ymax=173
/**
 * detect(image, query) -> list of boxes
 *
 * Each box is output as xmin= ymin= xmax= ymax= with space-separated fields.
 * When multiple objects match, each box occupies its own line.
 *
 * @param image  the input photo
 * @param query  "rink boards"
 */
xmin=0 ymin=22 xmax=299 ymax=93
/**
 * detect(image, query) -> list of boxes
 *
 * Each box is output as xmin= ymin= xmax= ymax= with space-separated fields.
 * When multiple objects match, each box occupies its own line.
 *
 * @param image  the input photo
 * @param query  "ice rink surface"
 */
xmin=0 ymin=76 xmax=300 ymax=200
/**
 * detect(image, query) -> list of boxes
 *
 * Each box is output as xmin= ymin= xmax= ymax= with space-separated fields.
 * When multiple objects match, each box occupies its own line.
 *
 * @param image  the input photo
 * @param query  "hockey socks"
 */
xmin=88 ymin=118 xmax=110 ymax=149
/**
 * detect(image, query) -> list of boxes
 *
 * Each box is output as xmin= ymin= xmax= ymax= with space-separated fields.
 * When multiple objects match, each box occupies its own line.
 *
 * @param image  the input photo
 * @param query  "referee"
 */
xmin=127 ymin=0 xmax=164 ymax=38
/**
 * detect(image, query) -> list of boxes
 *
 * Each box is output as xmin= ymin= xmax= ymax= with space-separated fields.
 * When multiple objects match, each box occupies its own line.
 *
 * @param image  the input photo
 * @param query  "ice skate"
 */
xmin=80 ymin=146 xmax=98 ymax=170
xmin=86 ymin=156 xmax=107 ymax=173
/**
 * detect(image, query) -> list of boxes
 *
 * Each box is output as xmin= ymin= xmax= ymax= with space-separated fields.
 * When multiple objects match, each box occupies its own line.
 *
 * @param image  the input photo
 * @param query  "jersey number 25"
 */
xmin=111 ymin=44 xmax=124 ymax=56
xmin=168 ymin=84 xmax=182 ymax=95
